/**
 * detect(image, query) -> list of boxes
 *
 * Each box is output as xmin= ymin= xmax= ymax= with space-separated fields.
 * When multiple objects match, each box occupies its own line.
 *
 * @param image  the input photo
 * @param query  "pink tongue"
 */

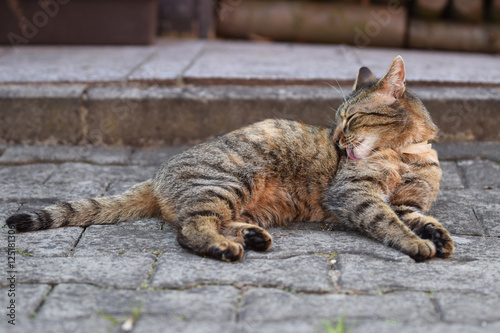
xmin=346 ymin=148 xmax=359 ymax=160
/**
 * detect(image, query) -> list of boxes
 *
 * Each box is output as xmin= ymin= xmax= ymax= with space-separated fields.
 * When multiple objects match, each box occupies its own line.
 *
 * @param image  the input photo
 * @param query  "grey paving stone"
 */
xmin=0 ymin=145 xmax=132 ymax=165
xmin=132 ymin=318 xmax=331 ymax=333
xmin=439 ymin=161 xmax=464 ymax=189
xmin=132 ymin=318 xmax=239 ymax=333
xmin=284 ymin=220 xmax=349 ymax=232
xmin=86 ymin=85 xmax=343 ymax=102
xmin=236 ymin=320 xmax=497 ymax=333
xmin=0 ymin=164 xmax=107 ymax=204
xmin=237 ymin=320 xmax=322 ymax=333
xmin=37 ymin=284 xmax=239 ymax=321
xmin=458 ymin=160 xmax=500 ymax=190
xmin=434 ymin=292 xmax=500 ymax=324
xmin=0 ymin=180 xmax=106 ymax=203
xmin=0 ymin=202 xmax=20 ymax=222
xmin=130 ymin=145 xmax=191 ymax=166
xmin=351 ymin=321 xmax=500 ymax=333
xmin=0 ymin=84 xmax=86 ymax=99
xmin=47 ymin=162 xmax=156 ymax=185
xmin=0 ymin=46 xmax=155 ymax=83
xmin=0 ymin=284 xmax=51 ymax=319
xmin=474 ymin=205 xmax=500 ymax=237
xmin=354 ymin=48 xmax=500 ymax=85
xmin=247 ymin=229 xmax=409 ymax=261
xmin=451 ymin=235 xmax=500 ymax=261
xmin=429 ymin=190 xmax=500 ymax=236
xmin=128 ymin=40 xmax=206 ymax=83
xmin=436 ymin=189 xmax=500 ymax=207
xmin=430 ymin=198 xmax=482 ymax=235
xmin=0 ymin=226 xmax=83 ymax=257
xmin=336 ymin=254 xmax=500 ymax=296
xmin=0 ymin=164 xmax=57 ymax=185
xmin=73 ymin=221 xmax=179 ymax=257
xmin=151 ymin=253 xmax=335 ymax=292
xmin=3 ymin=317 xmax=120 ymax=333
xmin=1 ymin=40 xmax=499 ymax=86
xmin=435 ymin=142 xmax=500 ymax=163
xmin=104 ymin=181 xmax=144 ymax=196
xmin=0 ymin=253 xmax=155 ymax=289
xmin=0 ymin=47 xmax=10 ymax=57
xmin=239 ymin=288 xmax=438 ymax=324
xmin=183 ymin=41 xmax=360 ymax=84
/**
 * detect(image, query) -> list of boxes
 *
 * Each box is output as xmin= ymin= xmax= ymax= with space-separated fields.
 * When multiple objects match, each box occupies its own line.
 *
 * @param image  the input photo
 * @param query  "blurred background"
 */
xmin=1 ymin=0 xmax=500 ymax=53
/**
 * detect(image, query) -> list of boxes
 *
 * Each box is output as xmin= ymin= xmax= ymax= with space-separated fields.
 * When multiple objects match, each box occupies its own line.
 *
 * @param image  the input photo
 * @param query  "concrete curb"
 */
xmin=1 ymin=85 xmax=499 ymax=146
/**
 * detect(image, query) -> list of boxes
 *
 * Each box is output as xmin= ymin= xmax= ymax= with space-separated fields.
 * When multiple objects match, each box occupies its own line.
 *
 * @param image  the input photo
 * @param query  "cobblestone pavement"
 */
xmin=0 ymin=143 xmax=499 ymax=333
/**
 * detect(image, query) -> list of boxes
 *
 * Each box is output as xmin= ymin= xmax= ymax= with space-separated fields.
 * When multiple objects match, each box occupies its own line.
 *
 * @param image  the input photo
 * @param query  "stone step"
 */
xmin=1 ymin=84 xmax=499 ymax=146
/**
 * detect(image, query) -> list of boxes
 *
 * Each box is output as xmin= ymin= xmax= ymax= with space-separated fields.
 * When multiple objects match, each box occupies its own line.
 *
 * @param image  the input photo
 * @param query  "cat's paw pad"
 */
xmin=406 ymin=239 xmax=436 ymax=261
xmin=416 ymin=223 xmax=454 ymax=258
xmin=243 ymin=227 xmax=272 ymax=252
xmin=207 ymin=241 xmax=244 ymax=262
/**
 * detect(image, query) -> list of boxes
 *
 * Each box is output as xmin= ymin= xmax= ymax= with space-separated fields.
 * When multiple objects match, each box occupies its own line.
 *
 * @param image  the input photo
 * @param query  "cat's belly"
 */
xmin=236 ymin=178 xmax=331 ymax=227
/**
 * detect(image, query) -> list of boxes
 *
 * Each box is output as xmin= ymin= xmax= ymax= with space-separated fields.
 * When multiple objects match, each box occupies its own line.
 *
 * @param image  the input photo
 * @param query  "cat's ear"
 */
xmin=353 ymin=67 xmax=377 ymax=91
xmin=378 ymin=55 xmax=406 ymax=103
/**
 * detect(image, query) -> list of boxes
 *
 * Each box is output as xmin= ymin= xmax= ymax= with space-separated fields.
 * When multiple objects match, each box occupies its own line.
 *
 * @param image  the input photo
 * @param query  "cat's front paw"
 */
xmin=415 ymin=223 xmax=454 ymax=258
xmin=207 ymin=241 xmax=244 ymax=262
xmin=404 ymin=239 xmax=436 ymax=261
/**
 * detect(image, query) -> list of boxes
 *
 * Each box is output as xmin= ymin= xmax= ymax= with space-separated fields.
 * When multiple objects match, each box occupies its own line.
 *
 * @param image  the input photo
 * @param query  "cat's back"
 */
xmin=163 ymin=119 xmax=338 ymax=176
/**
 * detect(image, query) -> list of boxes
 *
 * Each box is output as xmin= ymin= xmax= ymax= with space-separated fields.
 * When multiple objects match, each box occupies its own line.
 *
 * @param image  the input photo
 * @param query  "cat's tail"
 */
xmin=6 ymin=180 xmax=161 ymax=232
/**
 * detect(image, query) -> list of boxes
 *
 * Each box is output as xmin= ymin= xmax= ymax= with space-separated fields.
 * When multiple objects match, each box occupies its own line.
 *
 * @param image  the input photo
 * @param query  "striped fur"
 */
xmin=7 ymin=56 xmax=454 ymax=261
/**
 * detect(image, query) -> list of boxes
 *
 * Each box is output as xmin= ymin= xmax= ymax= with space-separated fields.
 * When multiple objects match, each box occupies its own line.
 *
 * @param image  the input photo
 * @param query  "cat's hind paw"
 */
xmin=222 ymin=222 xmax=272 ymax=252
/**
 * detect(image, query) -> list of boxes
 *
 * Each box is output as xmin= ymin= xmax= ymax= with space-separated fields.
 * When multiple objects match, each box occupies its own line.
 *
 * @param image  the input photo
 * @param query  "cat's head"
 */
xmin=333 ymin=55 xmax=438 ymax=160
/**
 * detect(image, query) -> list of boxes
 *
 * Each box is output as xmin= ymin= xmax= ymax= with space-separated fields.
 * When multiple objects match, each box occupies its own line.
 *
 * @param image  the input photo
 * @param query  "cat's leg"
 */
xmin=222 ymin=222 xmax=272 ymax=251
xmin=175 ymin=192 xmax=246 ymax=261
xmin=393 ymin=205 xmax=454 ymax=258
xmin=176 ymin=212 xmax=244 ymax=261
xmin=326 ymin=185 xmax=437 ymax=261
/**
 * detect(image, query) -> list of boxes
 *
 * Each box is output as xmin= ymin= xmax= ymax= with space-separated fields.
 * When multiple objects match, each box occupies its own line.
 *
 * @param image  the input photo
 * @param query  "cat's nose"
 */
xmin=333 ymin=129 xmax=342 ymax=145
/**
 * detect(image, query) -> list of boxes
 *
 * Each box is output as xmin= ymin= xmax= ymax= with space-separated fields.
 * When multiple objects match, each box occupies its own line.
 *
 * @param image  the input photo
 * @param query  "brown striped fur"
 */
xmin=7 ymin=56 xmax=454 ymax=261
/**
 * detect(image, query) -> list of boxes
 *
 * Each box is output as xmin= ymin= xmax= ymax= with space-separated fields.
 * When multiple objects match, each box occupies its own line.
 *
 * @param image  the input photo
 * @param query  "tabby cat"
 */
xmin=7 ymin=56 xmax=454 ymax=262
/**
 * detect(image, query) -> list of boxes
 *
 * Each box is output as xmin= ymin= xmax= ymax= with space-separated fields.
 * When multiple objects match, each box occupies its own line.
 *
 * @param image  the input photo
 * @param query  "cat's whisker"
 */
xmin=324 ymin=81 xmax=347 ymax=104
xmin=334 ymin=79 xmax=348 ymax=104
